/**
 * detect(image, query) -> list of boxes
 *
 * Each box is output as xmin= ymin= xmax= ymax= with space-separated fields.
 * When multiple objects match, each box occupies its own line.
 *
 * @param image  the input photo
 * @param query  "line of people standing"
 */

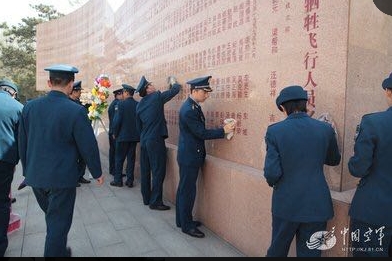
xmin=263 ymin=73 xmax=392 ymax=257
xmin=1 ymin=66 xmax=391 ymax=257
xmin=110 ymin=84 xmax=139 ymax=188
xmin=107 ymin=75 xmax=235 ymax=239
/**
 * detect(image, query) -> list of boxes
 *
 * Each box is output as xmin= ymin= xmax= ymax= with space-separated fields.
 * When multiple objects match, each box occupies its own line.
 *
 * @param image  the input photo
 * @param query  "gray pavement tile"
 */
xmin=99 ymin=196 xmax=127 ymax=212
xmin=130 ymin=203 xmax=158 ymax=219
xmin=153 ymin=231 xmax=205 ymax=257
xmin=21 ymin=232 xmax=45 ymax=257
xmin=68 ymin=218 xmax=89 ymax=241
xmin=107 ymin=209 xmax=140 ymax=230
xmin=190 ymin=229 xmax=245 ymax=257
xmin=4 ymin=234 xmax=23 ymax=253
xmin=10 ymin=191 xmax=29 ymax=214
xmin=75 ymin=191 xmax=101 ymax=210
xmin=24 ymin=213 xmax=46 ymax=235
xmin=118 ymin=227 xmax=162 ymax=255
xmin=138 ymin=212 xmax=177 ymax=237
xmin=11 ymin=204 xmax=28 ymax=220
xmin=5 ymin=159 xmax=244 ymax=257
xmin=78 ymin=205 xmax=110 ymax=225
xmin=4 ymin=249 xmax=21 ymax=257
xmin=90 ymin=184 xmax=116 ymax=199
xmin=120 ymin=196 xmax=148 ymax=210
xmin=111 ymin=187 xmax=142 ymax=202
xmin=68 ymin=237 xmax=96 ymax=257
xmin=94 ymin=242 xmax=137 ymax=257
xmin=72 ymin=204 xmax=82 ymax=219
xmin=85 ymin=222 xmax=123 ymax=248
xmin=157 ymin=207 xmax=177 ymax=225
xmin=76 ymin=184 xmax=92 ymax=192
xmin=140 ymin=248 xmax=170 ymax=257
xmin=26 ymin=195 xmax=43 ymax=216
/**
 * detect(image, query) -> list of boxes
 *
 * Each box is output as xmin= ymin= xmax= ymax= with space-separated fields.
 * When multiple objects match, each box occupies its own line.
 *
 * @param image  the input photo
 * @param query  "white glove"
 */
xmin=224 ymin=118 xmax=237 ymax=140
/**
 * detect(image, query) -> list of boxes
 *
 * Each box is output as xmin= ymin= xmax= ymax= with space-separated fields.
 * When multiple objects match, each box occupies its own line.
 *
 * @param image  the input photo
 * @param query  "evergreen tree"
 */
xmin=0 ymin=4 xmax=64 ymax=103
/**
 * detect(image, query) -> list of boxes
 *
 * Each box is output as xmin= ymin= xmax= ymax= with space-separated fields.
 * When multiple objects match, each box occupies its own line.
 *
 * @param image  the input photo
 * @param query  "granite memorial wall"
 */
xmin=36 ymin=0 xmax=392 ymax=256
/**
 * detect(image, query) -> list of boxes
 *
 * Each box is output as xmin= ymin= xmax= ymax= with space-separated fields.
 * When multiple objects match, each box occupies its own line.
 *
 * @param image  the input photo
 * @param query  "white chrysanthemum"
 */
xmin=93 ymin=97 xmax=102 ymax=104
xmin=99 ymin=86 xmax=108 ymax=93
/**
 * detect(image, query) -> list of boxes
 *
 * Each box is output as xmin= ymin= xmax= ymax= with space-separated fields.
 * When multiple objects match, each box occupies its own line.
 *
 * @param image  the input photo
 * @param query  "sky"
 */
xmin=2 ymin=0 xmax=124 ymax=25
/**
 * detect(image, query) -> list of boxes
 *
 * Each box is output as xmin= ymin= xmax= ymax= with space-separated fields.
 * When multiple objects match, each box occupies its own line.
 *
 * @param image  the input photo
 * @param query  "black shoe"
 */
xmin=110 ymin=181 xmax=123 ymax=187
xmin=125 ymin=181 xmax=133 ymax=188
xmin=183 ymin=228 xmax=205 ymax=238
xmin=18 ymin=181 xmax=27 ymax=190
xmin=79 ymin=177 xmax=91 ymax=184
xmin=149 ymin=204 xmax=170 ymax=211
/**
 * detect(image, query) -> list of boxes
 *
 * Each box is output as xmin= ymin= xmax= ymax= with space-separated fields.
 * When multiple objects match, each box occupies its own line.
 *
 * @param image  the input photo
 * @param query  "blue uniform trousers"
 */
xmin=32 ymin=187 xmax=76 ymax=257
xmin=350 ymin=218 xmax=392 ymax=257
xmin=266 ymin=215 xmax=326 ymax=257
xmin=114 ymin=141 xmax=137 ymax=184
xmin=108 ymin=134 xmax=116 ymax=175
xmin=176 ymin=165 xmax=199 ymax=232
xmin=140 ymin=138 xmax=166 ymax=206
xmin=0 ymin=161 xmax=13 ymax=257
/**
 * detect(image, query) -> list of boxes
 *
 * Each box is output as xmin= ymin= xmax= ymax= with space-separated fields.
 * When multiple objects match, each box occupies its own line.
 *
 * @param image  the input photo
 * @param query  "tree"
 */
xmin=0 ymin=4 xmax=64 ymax=103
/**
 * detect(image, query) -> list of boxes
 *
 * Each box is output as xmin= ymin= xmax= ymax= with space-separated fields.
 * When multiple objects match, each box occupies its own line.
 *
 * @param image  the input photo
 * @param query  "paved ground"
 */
xmin=5 ymin=157 xmax=245 ymax=257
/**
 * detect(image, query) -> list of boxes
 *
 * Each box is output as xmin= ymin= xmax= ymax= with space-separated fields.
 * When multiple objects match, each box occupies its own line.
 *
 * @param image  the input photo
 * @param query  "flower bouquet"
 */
xmin=88 ymin=74 xmax=112 ymax=121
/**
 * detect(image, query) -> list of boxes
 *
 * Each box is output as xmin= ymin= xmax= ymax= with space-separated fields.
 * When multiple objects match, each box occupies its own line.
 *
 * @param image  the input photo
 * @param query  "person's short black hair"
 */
xmin=281 ymin=99 xmax=307 ymax=115
xmin=50 ymin=74 xmax=75 ymax=87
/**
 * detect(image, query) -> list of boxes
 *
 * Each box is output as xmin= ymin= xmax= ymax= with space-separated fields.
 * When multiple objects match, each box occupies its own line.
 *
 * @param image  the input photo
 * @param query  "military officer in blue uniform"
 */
xmin=348 ymin=73 xmax=392 ymax=257
xmin=108 ymin=87 xmax=123 ymax=176
xmin=18 ymin=64 xmax=104 ymax=257
xmin=263 ymin=85 xmax=341 ymax=257
xmin=176 ymin=76 xmax=235 ymax=238
xmin=0 ymin=80 xmax=23 ymax=257
xmin=111 ymin=84 xmax=139 ymax=188
xmin=69 ymin=80 xmax=91 ymax=185
xmin=135 ymin=76 xmax=181 ymax=210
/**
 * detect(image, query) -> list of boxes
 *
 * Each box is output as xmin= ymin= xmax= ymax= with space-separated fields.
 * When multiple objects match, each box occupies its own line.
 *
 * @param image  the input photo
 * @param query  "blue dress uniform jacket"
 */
xmin=176 ymin=97 xmax=225 ymax=232
xmin=18 ymin=91 xmax=102 ymax=188
xmin=69 ymin=98 xmax=89 ymax=179
xmin=108 ymin=98 xmax=120 ymax=135
xmin=264 ymin=112 xmax=341 ymax=222
xmin=136 ymin=84 xmax=180 ymax=142
xmin=348 ymin=107 xmax=392 ymax=227
xmin=0 ymin=91 xmax=23 ymax=165
xmin=112 ymin=97 xmax=139 ymax=184
xmin=136 ymin=83 xmax=180 ymax=206
xmin=177 ymin=97 xmax=225 ymax=167
xmin=108 ymin=98 xmax=120 ymax=175
xmin=0 ymin=90 xmax=23 ymax=257
xmin=113 ymin=97 xmax=140 ymax=142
